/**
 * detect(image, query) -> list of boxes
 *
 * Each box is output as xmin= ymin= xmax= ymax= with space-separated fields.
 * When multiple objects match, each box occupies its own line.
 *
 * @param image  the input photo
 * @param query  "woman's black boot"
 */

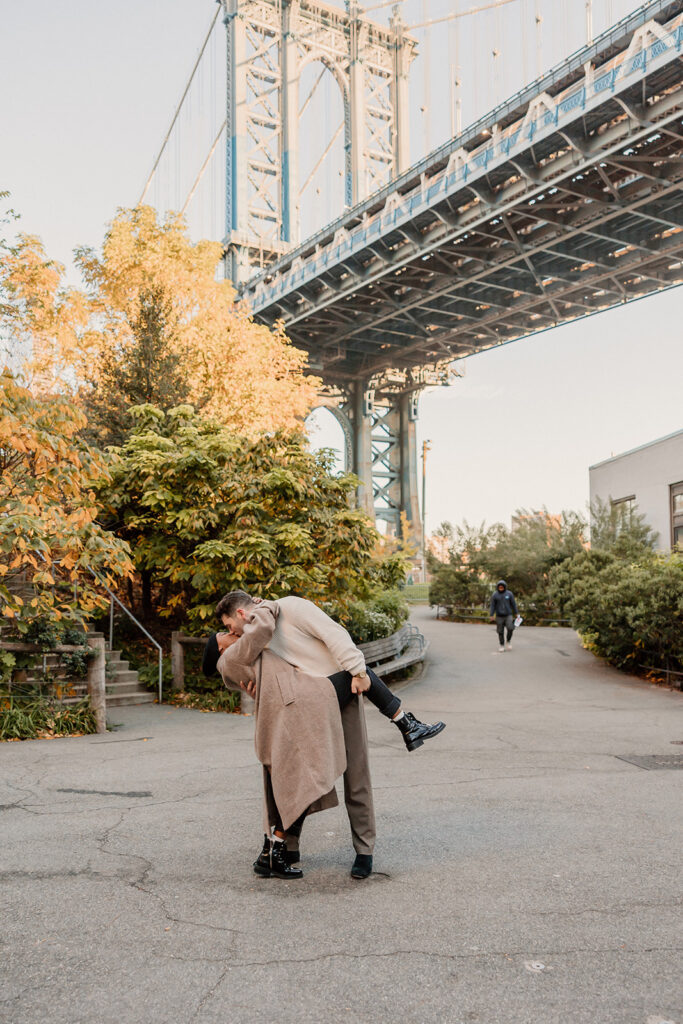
xmin=269 ymin=838 xmax=303 ymax=879
xmin=253 ymin=834 xmax=271 ymax=876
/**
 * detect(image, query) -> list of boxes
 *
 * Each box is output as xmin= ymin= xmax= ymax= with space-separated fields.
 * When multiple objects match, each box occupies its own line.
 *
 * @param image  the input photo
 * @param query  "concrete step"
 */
xmin=25 ymin=676 xmax=87 ymax=686
xmin=20 ymin=639 xmax=158 ymax=708
xmin=106 ymin=680 xmax=152 ymax=696
xmin=107 ymin=669 xmax=138 ymax=684
xmin=109 ymin=660 xmax=130 ymax=672
xmin=62 ymin=686 xmax=155 ymax=706
xmin=106 ymin=692 xmax=156 ymax=706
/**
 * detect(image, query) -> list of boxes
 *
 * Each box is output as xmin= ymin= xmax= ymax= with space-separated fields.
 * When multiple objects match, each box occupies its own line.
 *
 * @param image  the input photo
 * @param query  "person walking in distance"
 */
xmin=490 ymin=579 xmax=518 ymax=652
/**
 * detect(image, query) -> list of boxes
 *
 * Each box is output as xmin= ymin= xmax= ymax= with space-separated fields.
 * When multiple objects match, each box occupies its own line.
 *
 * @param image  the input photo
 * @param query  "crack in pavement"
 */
xmin=1 ymin=788 xmax=231 ymax=817
xmin=220 ymin=944 xmax=683 ymax=970
xmin=92 ymin=810 xmax=241 ymax=936
xmin=177 ymin=942 xmax=683 ymax=1015
xmin=531 ymin=899 xmax=683 ymax=918
xmin=132 ymin=879 xmax=242 ymax=938
xmin=190 ymin=963 xmax=233 ymax=1020
xmin=371 ymin=768 xmax=632 ymax=791
xmin=56 ymin=788 xmax=153 ymax=797
xmin=90 ymin=810 xmax=243 ymax=939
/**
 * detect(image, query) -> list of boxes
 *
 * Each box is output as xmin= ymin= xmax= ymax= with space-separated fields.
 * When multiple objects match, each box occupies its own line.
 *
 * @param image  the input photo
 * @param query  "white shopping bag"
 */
xmin=514 ymin=615 xmax=523 ymax=628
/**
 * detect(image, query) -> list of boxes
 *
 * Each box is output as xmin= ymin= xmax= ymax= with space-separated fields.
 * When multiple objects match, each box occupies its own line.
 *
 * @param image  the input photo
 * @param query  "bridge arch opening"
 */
xmin=305 ymin=405 xmax=348 ymax=475
xmin=297 ymin=59 xmax=347 ymax=240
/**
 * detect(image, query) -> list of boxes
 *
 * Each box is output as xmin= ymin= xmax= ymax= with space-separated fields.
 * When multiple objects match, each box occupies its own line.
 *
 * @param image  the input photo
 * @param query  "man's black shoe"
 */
xmin=351 ymin=853 xmax=373 ymax=879
xmin=253 ymin=836 xmax=303 ymax=878
xmin=394 ymin=711 xmax=446 ymax=752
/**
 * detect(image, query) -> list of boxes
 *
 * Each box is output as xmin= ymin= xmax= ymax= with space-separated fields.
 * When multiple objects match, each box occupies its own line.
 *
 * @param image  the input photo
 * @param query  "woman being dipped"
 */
xmin=203 ymin=604 xmax=347 ymax=880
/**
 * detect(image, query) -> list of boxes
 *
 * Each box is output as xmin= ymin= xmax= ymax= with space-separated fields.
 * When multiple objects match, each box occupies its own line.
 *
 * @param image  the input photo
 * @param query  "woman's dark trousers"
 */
xmin=327 ymin=669 xmax=401 ymax=719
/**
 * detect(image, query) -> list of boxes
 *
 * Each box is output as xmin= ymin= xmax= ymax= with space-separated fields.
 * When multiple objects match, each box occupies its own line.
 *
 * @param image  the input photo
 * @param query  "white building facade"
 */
xmin=589 ymin=429 xmax=683 ymax=552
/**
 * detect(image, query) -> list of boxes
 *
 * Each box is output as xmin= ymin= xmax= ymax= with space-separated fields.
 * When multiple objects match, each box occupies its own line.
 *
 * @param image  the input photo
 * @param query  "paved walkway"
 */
xmin=1 ymin=609 xmax=681 ymax=1024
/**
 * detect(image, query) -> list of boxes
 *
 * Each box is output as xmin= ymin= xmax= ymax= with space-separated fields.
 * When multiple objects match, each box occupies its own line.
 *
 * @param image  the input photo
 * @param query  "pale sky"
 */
xmin=2 ymin=0 xmax=681 ymax=531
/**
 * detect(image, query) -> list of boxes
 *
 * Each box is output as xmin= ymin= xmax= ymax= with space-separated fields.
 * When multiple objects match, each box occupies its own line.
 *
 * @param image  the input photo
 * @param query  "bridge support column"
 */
xmin=349 ymin=382 xmax=374 ymax=518
xmin=398 ymin=391 xmax=421 ymax=530
xmin=340 ymin=384 xmax=422 ymax=538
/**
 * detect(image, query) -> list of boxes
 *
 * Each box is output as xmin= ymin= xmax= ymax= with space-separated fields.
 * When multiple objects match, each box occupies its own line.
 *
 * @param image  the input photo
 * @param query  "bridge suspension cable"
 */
xmin=138 ymin=6 xmax=220 ymax=206
xmin=300 ymin=122 xmax=345 ymax=197
xmin=181 ymin=118 xmax=227 ymax=216
xmin=406 ymin=0 xmax=519 ymax=32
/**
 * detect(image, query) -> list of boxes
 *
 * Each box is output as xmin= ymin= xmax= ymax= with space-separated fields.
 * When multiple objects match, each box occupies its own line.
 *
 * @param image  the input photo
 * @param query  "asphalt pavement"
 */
xmin=1 ymin=606 xmax=681 ymax=1024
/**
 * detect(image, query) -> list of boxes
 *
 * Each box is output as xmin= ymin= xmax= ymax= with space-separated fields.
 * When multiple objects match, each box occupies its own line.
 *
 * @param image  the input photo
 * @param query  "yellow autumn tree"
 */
xmin=1 ymin=234 xmax=90 ymax=392
xmin=0 ymin=368 xmax=133 ymax=631
xmin=6 ymin=206 xmax=319 ymax=436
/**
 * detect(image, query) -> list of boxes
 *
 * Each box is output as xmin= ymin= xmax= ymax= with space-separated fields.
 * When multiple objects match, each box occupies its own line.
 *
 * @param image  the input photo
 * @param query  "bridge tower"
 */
xmin=220 ymin=0 xmax=415 ymax=285
xmin=221 ymin=0 xmax=425 ymax=537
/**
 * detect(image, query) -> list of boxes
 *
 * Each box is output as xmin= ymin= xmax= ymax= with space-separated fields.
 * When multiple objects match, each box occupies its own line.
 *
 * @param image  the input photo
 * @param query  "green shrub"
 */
xmin=0 ymin=652 xmax=16 ymax=685
xmin=549 ymin=552 xmax=683 ymax=674
xmin=0 ymin=695 xmax=97 ymax=741
xmin=343 ymin=589 xmax=409 ymax=644
xmin=135 ymin=658 xmax=173 ymax=693
xmin=166 ymin=690 xmax=241 ymax=713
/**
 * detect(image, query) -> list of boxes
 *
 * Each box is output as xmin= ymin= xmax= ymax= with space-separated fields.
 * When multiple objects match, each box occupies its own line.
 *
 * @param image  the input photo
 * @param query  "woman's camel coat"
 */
xmin=217 ymin=607 xmax=347 ymax=832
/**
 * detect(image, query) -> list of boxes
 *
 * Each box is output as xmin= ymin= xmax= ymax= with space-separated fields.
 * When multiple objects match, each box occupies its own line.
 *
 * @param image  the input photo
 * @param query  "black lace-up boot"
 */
xmin=394 ymin=711 xmax=446 ymax=752
xmin=254 ymin=835 xmax=301 ymax=876
xmin=253 ymin=834 xmax=271 ymax=876
xmin=269 ymin=838 xmax=303 ymax=879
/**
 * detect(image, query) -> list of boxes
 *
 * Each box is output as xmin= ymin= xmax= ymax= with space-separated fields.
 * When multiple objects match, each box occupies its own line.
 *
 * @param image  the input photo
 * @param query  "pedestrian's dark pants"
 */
xmin=496 ymin=614 xmax=514 ymax=645
xmin=327 ymin=668 xmax=401 ymax=720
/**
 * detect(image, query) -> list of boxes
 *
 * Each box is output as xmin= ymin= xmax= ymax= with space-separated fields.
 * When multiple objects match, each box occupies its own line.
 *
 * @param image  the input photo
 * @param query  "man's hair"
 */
xmin=215 ymin=589 xmax=255 ymax=620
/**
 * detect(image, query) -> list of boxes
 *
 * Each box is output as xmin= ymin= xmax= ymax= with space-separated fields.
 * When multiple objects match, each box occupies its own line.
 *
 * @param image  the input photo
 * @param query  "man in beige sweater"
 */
xmin=213 ymin=589 xmax=445 ymax=879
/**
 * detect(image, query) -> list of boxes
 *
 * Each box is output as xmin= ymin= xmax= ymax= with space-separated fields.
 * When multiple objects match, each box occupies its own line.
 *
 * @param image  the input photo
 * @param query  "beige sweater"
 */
xmin=264 ymin=596 xmax=366 ymax=678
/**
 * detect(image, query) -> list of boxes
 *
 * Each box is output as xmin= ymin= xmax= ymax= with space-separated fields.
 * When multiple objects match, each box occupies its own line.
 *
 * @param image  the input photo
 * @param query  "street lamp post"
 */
xmin=421 ymin=439 xmax=432 ymax=584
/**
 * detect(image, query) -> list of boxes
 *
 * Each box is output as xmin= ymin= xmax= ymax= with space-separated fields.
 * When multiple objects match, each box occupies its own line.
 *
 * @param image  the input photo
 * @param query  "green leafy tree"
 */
xmin=428 ymin=562 xmax=479 ymax=609
xmin=100 ymin=404 xmax=389 ymax=626
xmin=477 ymin=509 xmax=587 ymax=614
xmin=589 ymin=496 xmax=658 ymax=557
xmin=79 ymin=286 xmax=190 ymax=447
xmin=428 ymin=510 xmax=587 ymax=619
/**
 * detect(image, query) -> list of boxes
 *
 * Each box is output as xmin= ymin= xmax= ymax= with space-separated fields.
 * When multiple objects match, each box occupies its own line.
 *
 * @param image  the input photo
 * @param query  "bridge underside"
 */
xmin=244 ymin=1 xmax=683 ymax=533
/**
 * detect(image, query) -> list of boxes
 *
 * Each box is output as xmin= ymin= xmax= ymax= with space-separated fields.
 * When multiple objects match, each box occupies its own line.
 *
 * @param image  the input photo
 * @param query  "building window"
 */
xmin=611 ymin=495 xmax=636 ymax=532
xmin=671 ymin=481 xmax=683 ymax=550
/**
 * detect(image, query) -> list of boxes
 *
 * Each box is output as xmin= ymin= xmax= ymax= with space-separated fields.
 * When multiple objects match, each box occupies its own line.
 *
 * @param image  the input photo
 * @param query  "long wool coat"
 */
xmin=217 ymin=607 xmax=347 ymax=832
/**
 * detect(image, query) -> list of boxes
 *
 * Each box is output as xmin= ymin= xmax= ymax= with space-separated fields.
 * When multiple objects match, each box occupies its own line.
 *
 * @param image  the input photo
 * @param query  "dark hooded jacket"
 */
xmin=489 ymin=580 xmax=518 ymax=617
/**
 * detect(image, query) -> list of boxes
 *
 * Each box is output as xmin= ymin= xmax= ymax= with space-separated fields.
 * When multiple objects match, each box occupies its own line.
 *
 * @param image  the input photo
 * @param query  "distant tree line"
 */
xmin=428 ymin=504 xmax=682 ymax=679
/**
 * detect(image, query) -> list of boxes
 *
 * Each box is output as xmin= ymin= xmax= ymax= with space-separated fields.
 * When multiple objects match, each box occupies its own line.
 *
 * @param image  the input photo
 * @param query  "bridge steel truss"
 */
xmin=220 ymin=0 xmax=416 ymax=287
xmin=244 ymin=0 xmax=683 ymax=534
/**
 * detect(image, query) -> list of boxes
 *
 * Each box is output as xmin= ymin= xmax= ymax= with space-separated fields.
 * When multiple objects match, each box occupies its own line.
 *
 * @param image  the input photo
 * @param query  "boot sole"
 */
xmin=254 ymin=862 xmax=303 ymax=879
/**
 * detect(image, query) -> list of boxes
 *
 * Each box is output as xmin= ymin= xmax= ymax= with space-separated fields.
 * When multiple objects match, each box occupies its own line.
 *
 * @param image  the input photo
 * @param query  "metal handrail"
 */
xmin=90 ymin=572 xmax=164 ymax=702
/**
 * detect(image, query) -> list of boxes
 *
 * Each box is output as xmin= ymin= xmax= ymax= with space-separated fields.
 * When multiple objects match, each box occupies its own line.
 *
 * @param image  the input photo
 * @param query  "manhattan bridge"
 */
xmin=141 ymin=0 xmax=683 ymax=535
